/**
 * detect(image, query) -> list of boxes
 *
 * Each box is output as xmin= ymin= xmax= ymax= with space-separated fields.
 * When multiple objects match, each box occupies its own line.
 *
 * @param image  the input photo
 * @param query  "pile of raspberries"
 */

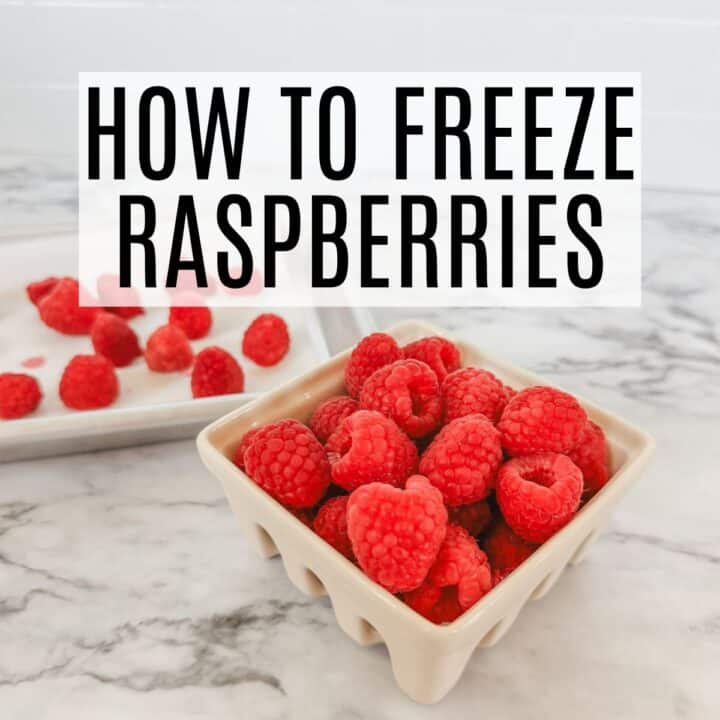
xmin=234 ymin=332 xmax=610 ymax=624
xmin=0 ymin=276 xmax=290 ymax=419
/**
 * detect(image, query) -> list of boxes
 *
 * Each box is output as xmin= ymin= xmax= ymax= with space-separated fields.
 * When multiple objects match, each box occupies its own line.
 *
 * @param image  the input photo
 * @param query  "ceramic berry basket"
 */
xmin=196 ymin=319 xmax=655 ymax=704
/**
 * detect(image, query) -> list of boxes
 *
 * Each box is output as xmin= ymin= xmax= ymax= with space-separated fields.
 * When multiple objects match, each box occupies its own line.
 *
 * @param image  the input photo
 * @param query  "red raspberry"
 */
xmin=567 ymin=420 xmax=610 ymax=495
xmin=242 ymin=313 xmax=290 ymax=367
xmin=448 ymin=500 xmax=493 ymax=537
xmin=442 ymin=367 xmax=508 ymax=424
xmin=344 ymin=332 xmax=403 ymax=398
xmin=59 ymin=354 xmax=119 ymax=410
xmin=482 ymin=518 xmax=538 ymax=582
xmin=419 ymin=414 xmax=503 ymax=506
xmin=346 ymin=475 xmax=448 ymax=593
xmin=191 ymin=346 xmax=244 ymax=398
xmin=26 ymin=276 xmax=59 ymax=305
xmin=313 ymin=495 xmax=354 ymax=560
xmin=90 ymin=312 xmax=142 ymax=368
xmin=37 ymin=277 xmax=100 ymax=335
xmin=290 ymin=507 xmax=315 ymax=528
xmin=106 ymin=306 xmax=144 ymax=320
xmin=402 ymin=336 xmax=461 ymax=384
xmin=325 ymin=410 xmax=418 ymax=492
xmin=232 ymin=426 xmax=266 ymax=471
xmin=145 ymin=324 xmax=194 ymax=372
xmin=169 ymin=305 xmax=212 ymax=340
xmin=0 ymin=373 xmax=42 ymax=419
xmin=244 ymin=419 xmax=330 ymax=508
xmin=359 ymin=359 xmax=442 ymax=438
xmin=404 ymin=524 xmax=492 ymax=623
xmin=308 ymin=395 xmax=359 ymax=443
xmin=496 ymin=453 xmax=583 ymax=543
xmin=497 ymin=386 xmax=587 ymax=456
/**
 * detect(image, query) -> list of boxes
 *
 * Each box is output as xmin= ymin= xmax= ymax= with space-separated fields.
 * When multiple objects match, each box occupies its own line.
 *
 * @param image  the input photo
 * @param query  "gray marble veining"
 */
xmin=0 ymin=180 xmax=719 ymax=718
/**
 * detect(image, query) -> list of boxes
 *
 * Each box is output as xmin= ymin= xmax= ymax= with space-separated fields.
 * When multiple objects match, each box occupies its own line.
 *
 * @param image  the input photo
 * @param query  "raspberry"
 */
xmin=232 ymin=426 xmax=266 ymax=470
xmin=482 ymin=518 xmax=537 ymax=581
xmin=325 ymin=410 xmax=418 ymax=492
xmin=402 ymin=336 xmax=461 ymax=384
xmin=37 ymin=277 xmax=100 ymax=335
xmin=442 ymin=367 xmax=509 ymax=424
xmin=308 ymin=395 xmax=359 ymax=443
xmin=359 ymin=359 xmax=442 ymax=438
xmin=567 ymin=420 xmax=610 ymax=495
xmin=90 ymin=312 xmax=142 ymax=367
xmin=242 ymin=313 xmax=290 ymax=367
xmin=191 ymin=346 xmax=244 ymax=398
xmin=145 ymin=324 xmax=194 ymax=372
xmin=344 ymin=332 xmax=403 ymax=398
xmin=107 ymin=306 xmax=144 ymax=320
xmin=313 ymin=495 xmax=354 ymax=559
xmin=419 ymin=414 xmax=503 ymax=506
xmin=169 ymin=305 xmax=212 ymax=340
xmin=346 ymin=475 xmax=448 ymax=593
xmin=496 ymin=453 xmax=583 ymax=543
xmin=497 ymin=386 xmax=587 ymax=456
xmin=404 ymin=525 xmax=492 ymax=623
xmin=0 ymin=373 xmax=42 ymax=419
xmin=59 ymin=354 xmax=119 ymax=410
xmin=448 ymin=500 xmax=493 ymax=537
xmin=26 ymin=276 xmax=59 ymax=305
xmin=290 ymin=507 xmax=315 ymax=528
xmin=244 ymin=419 xmax=330 ymax=508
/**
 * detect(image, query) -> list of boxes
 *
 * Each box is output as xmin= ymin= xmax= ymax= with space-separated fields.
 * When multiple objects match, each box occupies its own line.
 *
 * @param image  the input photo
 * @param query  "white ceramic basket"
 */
xmin=196 ymin=319 xmax=655 ymax=704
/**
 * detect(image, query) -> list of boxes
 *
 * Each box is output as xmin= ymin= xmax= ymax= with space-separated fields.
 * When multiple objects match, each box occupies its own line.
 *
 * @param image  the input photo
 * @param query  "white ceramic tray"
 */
xmin=197 ymin=319 xmax=655 ymax=704
xmin=0 ymin=231 xmax=375 ymax=462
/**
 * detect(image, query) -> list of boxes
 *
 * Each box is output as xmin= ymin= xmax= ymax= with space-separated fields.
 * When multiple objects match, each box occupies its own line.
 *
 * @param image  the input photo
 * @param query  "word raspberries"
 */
xmin=233 ymin=331 xmax=610 ymax=624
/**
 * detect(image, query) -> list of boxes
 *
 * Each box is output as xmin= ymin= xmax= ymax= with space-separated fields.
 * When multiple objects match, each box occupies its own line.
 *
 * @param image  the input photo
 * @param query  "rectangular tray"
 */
xmin=197 ymin=319 xmax=655 ymax=703
xmin=0 ymin=230 xmax=375 ymax=462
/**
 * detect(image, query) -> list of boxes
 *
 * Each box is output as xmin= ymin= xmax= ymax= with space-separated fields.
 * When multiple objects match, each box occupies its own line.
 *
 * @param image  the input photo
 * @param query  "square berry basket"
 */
xmin=196 ymin=319 xmax=655 ymax=704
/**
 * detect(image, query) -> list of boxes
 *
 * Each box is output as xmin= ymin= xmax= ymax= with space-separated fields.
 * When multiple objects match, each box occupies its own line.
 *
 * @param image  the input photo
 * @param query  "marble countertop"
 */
xmin=1 ymin=187 xmax=719 ymax=719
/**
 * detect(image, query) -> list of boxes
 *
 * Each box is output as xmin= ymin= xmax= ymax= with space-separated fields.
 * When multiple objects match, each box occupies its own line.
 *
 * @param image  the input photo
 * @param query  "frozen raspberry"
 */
xmin=169 ymin=305 xmax=212 ymax=340
xmin=442 ymin=367 xmax=509 ymax=424
xmin=497 ymin=386 xmax=587 ymax=456
xmin=59 ymin=354 xmax=119 ymax=410
xmin=244 ymin=419 xmax=330 ymax=508
xmin=504 ymin=384 xmax=517 ymax=401
xmin=325 ymin=410 xmax=418 ymax=492
xmin=242 ymin=313 xmax=290 ymax=367
xmin=347 ymin=475 xmax=448 ymax=593
xmin=106 ymin=306 xmax=144 ymax=320
xmin=404 ymin=524 xmax=492 ymax=623
xmin=145 ymin=324 xmax=194 ymax=372
xmin=344 ymin=332 xmax=403 ymax=398
xmin=496 ymin=453 xmax=583 ymax=543
xmin=402 ymin=336 xmax=461 ymax=384
xmin=568 ymin=420 xmax=610 ymax=495
xmin=191 ymin=346 xmax=244 ymax=398
xmin=90 ymin=312 xmax=142 ymax=367
xmin=419 ymin=414 xmax=503 ymax=506
xmin=37 ymin=277 xmax=100 ymax=335
xmin=313 ymin=495 xmax=354 ymax=559
xmin=483 ymin=518 xmax=538 ymax=582
xmin=359 ymin=359 xmax=442 ymax=438
xmin=448 ymin=500 xmax=493 ymax=537
xmin=308 ymin=396 xmax=359 ymax=443
xmin=0 ymin=373 xmax=42 ymax=419
xmin=26 ymin=276 xmax=59 ymax=305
